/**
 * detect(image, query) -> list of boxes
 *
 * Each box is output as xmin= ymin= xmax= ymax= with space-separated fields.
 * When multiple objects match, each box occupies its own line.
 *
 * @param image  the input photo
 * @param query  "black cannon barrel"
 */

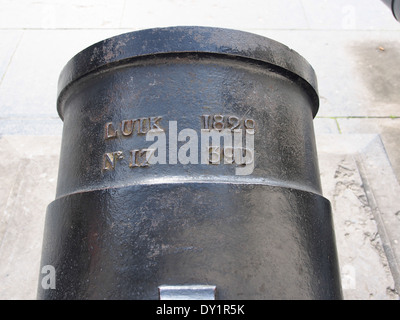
xmin=382 ymin=0 xmax=400 ymax=21
xmin=38 ymin=26 xmax=342 ymax=300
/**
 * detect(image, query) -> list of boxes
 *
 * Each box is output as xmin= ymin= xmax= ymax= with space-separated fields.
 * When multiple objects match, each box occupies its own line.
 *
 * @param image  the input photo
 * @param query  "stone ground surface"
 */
xmin=0 ymin=0 xmax=400 ymax=300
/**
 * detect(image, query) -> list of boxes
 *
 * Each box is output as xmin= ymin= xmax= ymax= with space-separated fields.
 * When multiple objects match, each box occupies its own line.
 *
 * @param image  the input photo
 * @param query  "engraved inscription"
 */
xmin=201 ymin=114 xmax=255 ymax=130
xmin=101 ymin=113 xmax=255 ymax=175
xmin=105 ymin=122 xmax=117 ymax=140
xmin=105 ymin=116 xmax=164 ymax=140
xmin=208 ymin=145 xmax=254 ymax=166
xmin=201 ymin=114 xmax=255 ymax=175
xmin=102 ymin=151 xmax=124 ymax=171
xmin=129 ymin=149 xmax=155 ymax=168
xmin=121 ymin=120 xmax=134 ymax=136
